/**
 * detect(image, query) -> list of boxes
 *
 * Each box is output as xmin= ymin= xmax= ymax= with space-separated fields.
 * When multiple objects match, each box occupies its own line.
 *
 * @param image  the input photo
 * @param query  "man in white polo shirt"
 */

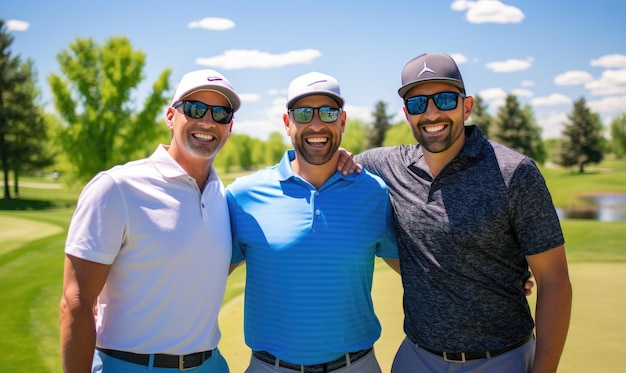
xmin=60 ymin=69 xmax=240 ymax=372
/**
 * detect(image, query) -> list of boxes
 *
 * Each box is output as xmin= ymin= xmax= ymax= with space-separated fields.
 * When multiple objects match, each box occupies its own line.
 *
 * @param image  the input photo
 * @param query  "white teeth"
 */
xmin=424 ymin=125 xmax=445 ymax=133
xmin=306 ymin=137 xmax=328 ymax=143
xmin=193 ymin=133 xmax=214 ymax=140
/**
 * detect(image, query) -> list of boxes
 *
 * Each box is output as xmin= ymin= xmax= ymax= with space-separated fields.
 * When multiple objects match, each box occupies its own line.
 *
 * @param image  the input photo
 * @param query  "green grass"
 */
xmin=0 ymin=210 xmax=70 ymax=373
xmin=541 ymin=156 xmax=626 ymax=207
xmin=0 ymin=157 xmax=625 ymax=372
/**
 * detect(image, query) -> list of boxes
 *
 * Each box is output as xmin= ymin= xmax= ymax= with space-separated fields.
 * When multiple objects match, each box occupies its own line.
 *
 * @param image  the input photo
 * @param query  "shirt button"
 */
xmin=315 ymin=210 xmax=321 ymax=215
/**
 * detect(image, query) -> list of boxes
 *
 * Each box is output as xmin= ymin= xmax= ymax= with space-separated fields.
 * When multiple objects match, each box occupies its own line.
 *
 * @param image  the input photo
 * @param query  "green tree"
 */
xmin=0 ymin=20 xmax=25 ymax=199
xmin=6 ymin=60 xmax=55 ymax=196
xmin=48 ymin=36 xmax=171 ymax=182
xmin=468 ymin=94 xmax=493 ymax=137
xmin=491 ymin=94 xmax=545 ymax=163
xmin=365 ymin=101 xmax=392 ymax=149
xmin=217 ymin=133 xmax=254 ymax=172
xmin=609 ymin=113 xmax=626 ymax=158
xmin=522 ymin=104 xmax=547 ymax=164
xmin=342 ymin=118 xmax=367 ymax=155
xmin=382 ymin=121 xmax=413 ymax=147
xmin=264 ymin=131 xmax=288 ymax=165
xmin=559 ymin=97 xmax=604 ymax=173
xmin=0 ymin=20 xmax=53 ymax=199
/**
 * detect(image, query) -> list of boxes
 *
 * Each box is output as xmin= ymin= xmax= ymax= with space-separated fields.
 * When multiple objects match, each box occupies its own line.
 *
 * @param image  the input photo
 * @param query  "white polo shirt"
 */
xmin=66 ymin=145 xmax=231 ymax=354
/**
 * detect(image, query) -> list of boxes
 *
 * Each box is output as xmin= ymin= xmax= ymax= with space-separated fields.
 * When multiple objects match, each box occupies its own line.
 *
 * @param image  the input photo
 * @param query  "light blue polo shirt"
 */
xmin=227 ymin=150 xmax=398 ymax=365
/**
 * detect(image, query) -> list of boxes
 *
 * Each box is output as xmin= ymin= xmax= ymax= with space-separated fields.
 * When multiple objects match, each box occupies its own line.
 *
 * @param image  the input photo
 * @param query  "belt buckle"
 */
xmin=443 ymin=351 xmax=466 ymax=363
xmin=178 ymin=354 xmax=194 ymax=371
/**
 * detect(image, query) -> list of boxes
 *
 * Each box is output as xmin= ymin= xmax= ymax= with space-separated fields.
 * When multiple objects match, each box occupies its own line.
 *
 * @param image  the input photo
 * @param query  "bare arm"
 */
xmin=60 ymin=254 xmax=110 ymax=373
xmin=526 ymin=245 xmax=572 ymax=373
xmin=336 ymin=148 xmax=362 ymax=176
xmin=383 ymin=258 xmax=401 ymax=275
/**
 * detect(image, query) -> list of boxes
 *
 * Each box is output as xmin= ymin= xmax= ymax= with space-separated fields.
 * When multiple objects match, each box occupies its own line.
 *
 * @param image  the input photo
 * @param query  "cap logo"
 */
xmin=417 ymin=61 xmax=435 ymax=78
xmin=207 ymin=75 xmax=223 ymax=82
xmin=308 ymin=79 xmax=328 ymax=87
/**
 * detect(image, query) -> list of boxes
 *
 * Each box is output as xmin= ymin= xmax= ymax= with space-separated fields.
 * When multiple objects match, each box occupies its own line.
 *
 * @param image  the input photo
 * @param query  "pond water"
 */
xmin=556 ymin=194 xmax=626 ymax=222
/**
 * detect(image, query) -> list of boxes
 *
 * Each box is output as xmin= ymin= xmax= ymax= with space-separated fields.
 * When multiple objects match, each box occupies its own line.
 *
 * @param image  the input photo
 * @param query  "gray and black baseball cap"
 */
xmin=398 ymin=53 xmax=466 ymax=98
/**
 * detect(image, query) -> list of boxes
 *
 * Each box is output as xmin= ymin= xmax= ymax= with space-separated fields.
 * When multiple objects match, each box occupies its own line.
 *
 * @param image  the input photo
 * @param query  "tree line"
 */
xmin=2 ymin=23 xmax=626 ymax=200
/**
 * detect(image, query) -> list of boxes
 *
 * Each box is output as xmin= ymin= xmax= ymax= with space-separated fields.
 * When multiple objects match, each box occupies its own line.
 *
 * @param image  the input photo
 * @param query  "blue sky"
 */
xmin=4 ymin=0 xmax=626 ymax=141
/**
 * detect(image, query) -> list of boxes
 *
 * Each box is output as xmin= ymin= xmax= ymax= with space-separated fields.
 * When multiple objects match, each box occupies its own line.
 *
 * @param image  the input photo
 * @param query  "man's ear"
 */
xmin=166 ymin=108 xmax=175 ymax=129
xmin=463 ymin=96 xmax=474 ymax=121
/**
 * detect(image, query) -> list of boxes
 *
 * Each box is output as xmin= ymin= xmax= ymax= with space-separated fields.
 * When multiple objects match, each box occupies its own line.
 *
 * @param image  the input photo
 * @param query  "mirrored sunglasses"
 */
xmin=405 ymin=92 xmax=465 ymax=115
xmin=289 ymin=106 xmax=342 ymax=124
xmin=173 ymin=100 xmax=233 ymax=124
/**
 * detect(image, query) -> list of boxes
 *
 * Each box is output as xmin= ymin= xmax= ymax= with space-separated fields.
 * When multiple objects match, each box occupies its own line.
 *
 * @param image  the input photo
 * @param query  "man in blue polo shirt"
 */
xmin=227 ymin=71 xmax=400 ymax=373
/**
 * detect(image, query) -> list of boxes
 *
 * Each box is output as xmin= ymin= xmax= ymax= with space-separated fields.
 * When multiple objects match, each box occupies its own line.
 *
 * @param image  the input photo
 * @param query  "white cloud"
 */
xmin=554 ymin=71 xmax=594 ymax=86
xmin=478 ymin=87 xmax=507 ymax=111
xmin=537 ymin=111 xmax=568 ymax=139
xmin=511 ymin=88 xmax=533 ymax=97
xmin=451 ymin=0 xmax=472 ymax=11
xmin=196 ymin=49 xmax=321 ymax=69
xmin=232 ymin=118 xmax=281 ymax=141
xmin=588 ymin=95 xmax=626 ymax=114
xmin=450 ymin=53 xmax=469 ymax=64
xmin=345 ymin=104 xmax=373 ymax=123
xmin=7 ymin=19 xmax=29 ymax=31
xmin=452 ymin=0 xmax=525 ymax=24
xmin=485 ymin=57 xmax=533 ymax=73
xmin=521 ymin=80 xmax=535 ymax=87
xmin=591 ymin=53 xmax=626 ymax=69
xmin=585 ymin=68 xmax=626 ymax=96
xmin=268 ymin=88 xmax=287 ymax=96
xmin=232 ymin=97 xmax=287 ymax=141
xmin=188 ymin=17 xmax=235 ymax=30
xmin=239 ymin=93 xmax=261 ymax=102
xmin=478 ymin=87 xmax=508 ymax=101
xmin=531 ymin=93 xmax=572 ymax=106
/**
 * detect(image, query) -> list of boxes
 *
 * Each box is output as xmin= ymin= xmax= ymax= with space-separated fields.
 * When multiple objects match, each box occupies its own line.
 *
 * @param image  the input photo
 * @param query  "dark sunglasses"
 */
xmin=405 ymin=92 xmax=465 ymax=115
xmin=173 ymin=100 xmax=233 ymax=124
xmin=289 ymin=106 xmax=342 ymax=124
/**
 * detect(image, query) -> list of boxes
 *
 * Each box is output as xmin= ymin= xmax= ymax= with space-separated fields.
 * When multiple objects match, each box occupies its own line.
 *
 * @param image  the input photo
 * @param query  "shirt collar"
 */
xmin=275 ymin=149 xmax=355 ymax=187
xmin=151 ymin=144 xmax=219 ymax=183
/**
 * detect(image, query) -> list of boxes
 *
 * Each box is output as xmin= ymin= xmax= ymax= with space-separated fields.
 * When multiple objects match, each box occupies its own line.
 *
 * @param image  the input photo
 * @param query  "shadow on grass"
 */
xmin=0 ymin=198 xmax=59 ymax=210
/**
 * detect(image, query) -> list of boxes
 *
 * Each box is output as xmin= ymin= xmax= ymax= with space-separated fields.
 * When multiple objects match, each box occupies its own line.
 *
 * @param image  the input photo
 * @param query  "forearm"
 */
xmin=60 ymin=298 xmax=97 ymax=373
xmin=532 ymin=278 xmax=572 ymax=373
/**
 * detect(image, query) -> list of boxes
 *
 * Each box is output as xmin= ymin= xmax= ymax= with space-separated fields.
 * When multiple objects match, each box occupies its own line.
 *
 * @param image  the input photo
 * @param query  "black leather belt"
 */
xmin=97 ymin=347 xmax=213 ymax=371
xmin=420 ymin=334 xmax=533 ymax=362
xmin=252 ymin=347 xmax=372 ymax=373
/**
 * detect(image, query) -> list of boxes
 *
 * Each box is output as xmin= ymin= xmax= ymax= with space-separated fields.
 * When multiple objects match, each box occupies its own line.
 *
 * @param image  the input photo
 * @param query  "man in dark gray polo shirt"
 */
xmin=355 ymin=52 xmax=572 ymax=373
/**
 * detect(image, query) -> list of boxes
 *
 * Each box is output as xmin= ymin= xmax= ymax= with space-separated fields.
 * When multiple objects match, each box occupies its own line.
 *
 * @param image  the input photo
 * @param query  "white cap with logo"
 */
xmin=172 ymin=69 xmax=241 ymax=112
xmin=286 ymin=72 xmax=344 ymax=109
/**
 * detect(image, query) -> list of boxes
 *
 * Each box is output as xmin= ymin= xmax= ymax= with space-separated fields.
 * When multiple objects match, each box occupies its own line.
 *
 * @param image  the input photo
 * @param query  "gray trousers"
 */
xmin=244 ymin=348 xmax=381 ymax=373
xmin=391 ymin=336 xmax=535 ymax=373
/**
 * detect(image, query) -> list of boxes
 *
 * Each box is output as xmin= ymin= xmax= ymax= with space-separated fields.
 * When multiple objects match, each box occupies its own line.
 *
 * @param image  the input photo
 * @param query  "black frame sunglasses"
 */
xmin=173 ymin=100 xmax=234 ymax=124
xmin=405 ymin=92 xmax=465 ymax=115
xmin=288 ymin=106 xmax=342 ymax=124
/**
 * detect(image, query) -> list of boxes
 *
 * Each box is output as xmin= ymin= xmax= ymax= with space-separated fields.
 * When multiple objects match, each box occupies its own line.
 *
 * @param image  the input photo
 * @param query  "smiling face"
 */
xmin=166 ymin=90 xmax=233 ymax=166
xmin=283 ymin=94 xmax=346 ymax=167
xmin=403 ymin=82 xmax=473 ymax=156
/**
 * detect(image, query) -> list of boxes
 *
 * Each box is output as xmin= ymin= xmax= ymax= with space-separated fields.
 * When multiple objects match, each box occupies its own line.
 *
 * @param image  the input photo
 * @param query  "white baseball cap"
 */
xmin=286 ymin=72 xmax=344 ymax=109
xmin=171 ymin=69 xmax=241 ymax=112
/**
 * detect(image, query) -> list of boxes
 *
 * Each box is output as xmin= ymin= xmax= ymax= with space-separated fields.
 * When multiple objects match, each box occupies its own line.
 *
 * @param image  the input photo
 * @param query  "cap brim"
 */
xmin=398 ymin=79 xmax=465 ymax=98
xmin=174 ymin=86 xmax=241 ymax=112
xmin=287 ymin=92 xmax=345 ymax=109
